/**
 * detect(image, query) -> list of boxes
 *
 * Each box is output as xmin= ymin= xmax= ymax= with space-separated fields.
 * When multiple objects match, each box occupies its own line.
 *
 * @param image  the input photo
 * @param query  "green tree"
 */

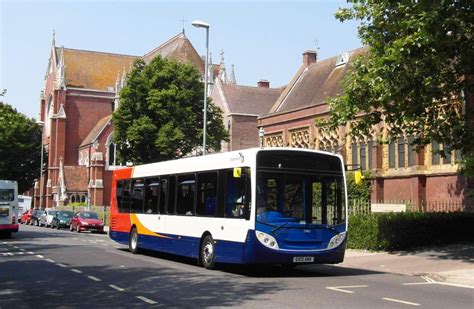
xmin=0 ymin=92 xmax=42 ymax=193
xmin=328 ymin=0 xmax=474 ymax=172
xmin=113 ymin=57 xmax=228 ymax=164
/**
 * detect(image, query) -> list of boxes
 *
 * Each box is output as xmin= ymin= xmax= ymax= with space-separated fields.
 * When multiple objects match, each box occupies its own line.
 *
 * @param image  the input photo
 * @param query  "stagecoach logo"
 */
xmin=230 ymin=152 xmax=245 ymax=163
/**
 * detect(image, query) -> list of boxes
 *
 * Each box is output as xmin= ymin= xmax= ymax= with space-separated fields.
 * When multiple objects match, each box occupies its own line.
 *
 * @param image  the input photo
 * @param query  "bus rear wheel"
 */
xmin=129 ymin=227 xmax=140 ymax=254
xmin=200 ymin=235 xmax=215 ymax=269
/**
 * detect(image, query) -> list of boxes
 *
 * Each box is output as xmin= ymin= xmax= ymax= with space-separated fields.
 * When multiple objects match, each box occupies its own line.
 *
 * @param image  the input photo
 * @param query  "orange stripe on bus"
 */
xmin=130 ymin=214 xmax=173 ymax=239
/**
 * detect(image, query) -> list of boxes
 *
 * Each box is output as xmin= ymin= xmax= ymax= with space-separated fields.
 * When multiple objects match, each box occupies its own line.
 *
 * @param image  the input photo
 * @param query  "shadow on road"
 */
xmin=391 ymin=243 xmax=474 ymax=263
xmin=133 ymin=248 xmax=384 ymax=279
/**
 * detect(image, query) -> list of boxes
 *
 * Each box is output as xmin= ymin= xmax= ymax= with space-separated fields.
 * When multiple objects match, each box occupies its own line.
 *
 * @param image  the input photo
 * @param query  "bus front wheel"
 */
xmin=200 ymin=235 xmax=215 ymax=269
xmin=129 ymin=227 xmax=140 ymax=254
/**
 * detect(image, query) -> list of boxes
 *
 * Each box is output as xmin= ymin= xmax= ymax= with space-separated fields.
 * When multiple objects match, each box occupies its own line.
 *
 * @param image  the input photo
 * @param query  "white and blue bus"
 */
xmin=109 ymin=148 xmax=348 ymax=269
xmin=0 ymin=180 xmax=19 ymax=237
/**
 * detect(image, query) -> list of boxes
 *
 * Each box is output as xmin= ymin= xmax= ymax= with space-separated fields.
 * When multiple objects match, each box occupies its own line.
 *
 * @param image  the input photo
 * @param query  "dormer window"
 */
xmin=336 ymin=52 xmax=350 ymax=67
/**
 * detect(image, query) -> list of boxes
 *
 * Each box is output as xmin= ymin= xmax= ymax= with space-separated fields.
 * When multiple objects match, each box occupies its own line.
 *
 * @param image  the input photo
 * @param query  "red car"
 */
xmin=70 ymin=211 xmax=104 ymax=233
xmin=19 ymin=209 xmax=35 ymax=224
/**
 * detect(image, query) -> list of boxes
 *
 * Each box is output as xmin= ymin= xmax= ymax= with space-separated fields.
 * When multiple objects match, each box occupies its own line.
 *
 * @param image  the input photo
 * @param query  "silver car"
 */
xmin=39 ymin=209 xmax=59 ymax=227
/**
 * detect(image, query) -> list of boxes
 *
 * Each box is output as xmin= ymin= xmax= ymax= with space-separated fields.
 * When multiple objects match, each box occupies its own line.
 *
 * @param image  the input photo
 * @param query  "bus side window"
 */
xmin=131 ymin=179 xmax=145 ymax=214
xmin=177 ymin=174 xmax=195 ymax=216
xmin=167 ymin=176 xmax=176 ymax=214
xmin=196 ymin=171 xmax=218 ymax=217
xmin=116 ymin=180 xmax=123 ymax=211
xmin=145 ymin=178 xmax=160 ymax=214
xmin=121 ymin=180 xmax=132 ymax=213
xmin=159 ymin=177 xmax=167 ymax=214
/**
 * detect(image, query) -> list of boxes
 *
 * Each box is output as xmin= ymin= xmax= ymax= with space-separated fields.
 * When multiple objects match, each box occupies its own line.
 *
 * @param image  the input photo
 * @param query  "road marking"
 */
xmin=136 ymin=296 xmax=157 ymax=305
xmin=81 ymin=239 xmax=87 ymax=242
xmin=71 ymin=269 xmax=83 ymax=274
xmin=109 ymin=284 xmax=125 ymax=292
xmin=87 ymin=275 xmax=101 ymax=282
xmin=45 ymin=259 xmax=55 ymax=263
xmin=27 ymin=252 xmax=34 ymax=255
xmin=101 ymin=243 xmax=108 ymax=246
xmin=435 ymin=282 xmax=474 ymax=289
xmin=73 ymin=238 xmax=78 ymax=240
xmin=326 ymin=285 xmax=368 ymax=294
xmin=57 ymin=263 xmax=68 ymax=268
xmin=382 ymin=297 xmax=420 ymax=306
xmin=13 ymin=246 xmax=19 ymax=249
xmin=422 ymin=275 xmax=436 ymax=283
xmin=114 ymin=246 xmax=122 ymax=249
xmin=89 ymin=240 xmax=97 ymax=244
xmin=36 ymin=255 xmax=44 ymax=259
xmin=19 ymin=248 xmax=25 ymax=251
xmin=403 ymin=282 xmax=434 ymax=286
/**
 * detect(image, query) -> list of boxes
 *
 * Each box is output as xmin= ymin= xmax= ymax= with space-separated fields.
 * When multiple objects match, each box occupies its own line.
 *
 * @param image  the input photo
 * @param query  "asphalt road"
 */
xmin=1 ymin=224 xmax=473 ymax=308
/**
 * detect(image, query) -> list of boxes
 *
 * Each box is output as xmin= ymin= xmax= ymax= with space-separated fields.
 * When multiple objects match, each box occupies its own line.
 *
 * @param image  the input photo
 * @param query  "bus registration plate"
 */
xmin=293 ymin=256 xmax=314 ymax=263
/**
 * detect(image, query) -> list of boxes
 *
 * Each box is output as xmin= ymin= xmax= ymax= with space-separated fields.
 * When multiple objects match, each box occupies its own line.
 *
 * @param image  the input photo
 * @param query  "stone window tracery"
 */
xmin=316 ymin=126 xmax=341 ymax=152
xmin=264 ymin=133 xmax=284 ymax=147
xmin=289 ymin=127 xmax=310 ymax=149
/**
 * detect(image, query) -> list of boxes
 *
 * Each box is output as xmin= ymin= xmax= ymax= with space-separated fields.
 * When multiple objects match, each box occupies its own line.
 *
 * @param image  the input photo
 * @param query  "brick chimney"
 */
xmin=303 ymin=50 xmax=317 ymax=66
xmin=257 ymin=80 xmax=270 ymax=88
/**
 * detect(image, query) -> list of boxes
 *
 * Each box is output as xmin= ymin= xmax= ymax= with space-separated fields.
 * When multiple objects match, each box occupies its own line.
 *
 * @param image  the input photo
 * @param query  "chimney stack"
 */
xmin=257 ymin=80 xmax=270 ymax=88
xmin=303 ymin=50 xmax=317 ymax=66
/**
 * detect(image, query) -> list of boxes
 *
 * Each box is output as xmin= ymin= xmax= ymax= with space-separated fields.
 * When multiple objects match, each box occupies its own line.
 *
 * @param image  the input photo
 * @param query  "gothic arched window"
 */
xmin=45 ymin=96 xmax=54 ymax=137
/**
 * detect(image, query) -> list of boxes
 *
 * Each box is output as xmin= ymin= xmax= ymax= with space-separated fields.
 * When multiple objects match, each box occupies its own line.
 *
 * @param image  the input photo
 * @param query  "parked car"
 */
xmin=20 ymin=209 xmax=35 ymax=224
xmin=70 ymin=211 xmax=104 ymax=233
xmin=30 ymin=210 xmax=44 ymax=226
xmin=51 ymin=210 xmax=74 ymax=229
xmin=39 ymin=209 xmax=59 ymax=227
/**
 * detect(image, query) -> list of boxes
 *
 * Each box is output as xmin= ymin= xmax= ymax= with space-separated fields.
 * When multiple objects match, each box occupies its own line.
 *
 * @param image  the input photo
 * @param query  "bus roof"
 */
xmin=114 ymin=147 xmax=343 ymax=180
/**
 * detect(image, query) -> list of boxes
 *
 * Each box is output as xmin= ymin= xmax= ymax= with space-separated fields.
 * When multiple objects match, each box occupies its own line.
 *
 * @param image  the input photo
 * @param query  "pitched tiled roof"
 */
xmin=213 ymin=80 xmax=284 ymax=116
xmin=79 ymin=115 xmax=112 ymax=148
xmin=60 ymin=48 xmax=138 ymax=90
xmin=143 ymin=32 xmax=205 ymax=75
xmin=269 ymin=47 xmax=368 ymax=114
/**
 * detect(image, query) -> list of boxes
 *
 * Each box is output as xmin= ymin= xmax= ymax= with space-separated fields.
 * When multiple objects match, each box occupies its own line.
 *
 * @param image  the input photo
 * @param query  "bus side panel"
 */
xmin=135 ymin=232 xmax=246 ymax=264
xmin=109 ymin=167 xmax=134 ymax=245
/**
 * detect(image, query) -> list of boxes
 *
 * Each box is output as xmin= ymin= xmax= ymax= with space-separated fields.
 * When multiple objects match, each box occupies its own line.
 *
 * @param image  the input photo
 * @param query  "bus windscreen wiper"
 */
xmin=271 ymin=221 xmax=290 ymax=234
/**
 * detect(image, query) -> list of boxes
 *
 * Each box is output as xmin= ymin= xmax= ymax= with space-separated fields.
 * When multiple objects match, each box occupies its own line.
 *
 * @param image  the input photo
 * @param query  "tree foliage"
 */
xmin=0 ymin=92 xmax=42 ymax=193
xmin=113 ymin=56 xmax=228 ymax=164
xmin=328 ymin=1 xmax=474 ymax=162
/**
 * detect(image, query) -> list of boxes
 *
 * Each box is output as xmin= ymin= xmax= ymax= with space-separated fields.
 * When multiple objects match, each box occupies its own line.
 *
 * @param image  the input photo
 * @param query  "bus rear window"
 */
xmin=0 ymin=189 xmax=14 ymax=202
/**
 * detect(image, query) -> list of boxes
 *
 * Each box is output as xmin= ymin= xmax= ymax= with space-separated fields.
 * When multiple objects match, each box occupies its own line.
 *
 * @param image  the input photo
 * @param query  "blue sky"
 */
xmin=1 ymin=0 xmax=361 ymax=119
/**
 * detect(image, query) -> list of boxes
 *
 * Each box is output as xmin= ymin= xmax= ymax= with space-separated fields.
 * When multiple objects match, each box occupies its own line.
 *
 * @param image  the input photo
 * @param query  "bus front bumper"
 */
xmin=243 ymin=230 xmax=346 ymax=265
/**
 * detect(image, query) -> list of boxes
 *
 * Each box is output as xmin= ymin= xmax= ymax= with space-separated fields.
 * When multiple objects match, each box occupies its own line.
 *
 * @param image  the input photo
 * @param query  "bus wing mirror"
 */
xmin=354 ymin=170 xmax=364 ymax=185
xmin=233 ymin=167 xmax=242 ymax=178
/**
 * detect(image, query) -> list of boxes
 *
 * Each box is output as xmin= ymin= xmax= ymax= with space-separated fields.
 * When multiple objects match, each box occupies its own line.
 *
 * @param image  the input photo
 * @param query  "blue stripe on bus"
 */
xmin=110 ymin=228 xmax=345 ymax=265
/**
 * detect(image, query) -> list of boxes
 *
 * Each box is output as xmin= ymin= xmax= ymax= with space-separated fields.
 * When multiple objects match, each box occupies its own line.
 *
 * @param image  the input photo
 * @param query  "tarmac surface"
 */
xmin=342 ymin=243 xmax=474 ymax=288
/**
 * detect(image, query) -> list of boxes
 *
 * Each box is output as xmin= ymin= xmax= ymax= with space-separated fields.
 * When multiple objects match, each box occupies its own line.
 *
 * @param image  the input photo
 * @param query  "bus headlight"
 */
xmin=327 ymin=232 xmax=346 ymax=249
xmin=256 ymin=231 xmax=279 ymax=249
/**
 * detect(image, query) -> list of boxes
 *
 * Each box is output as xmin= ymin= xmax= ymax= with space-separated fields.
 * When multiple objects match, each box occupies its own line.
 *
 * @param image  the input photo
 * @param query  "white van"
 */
xmin=18 ymin=195 xmax=32 ymax=218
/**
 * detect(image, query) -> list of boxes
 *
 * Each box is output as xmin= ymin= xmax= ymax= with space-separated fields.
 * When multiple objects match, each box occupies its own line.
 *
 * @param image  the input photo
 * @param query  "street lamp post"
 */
xmin=192 ymin=20 xmax=210 ymax=155
xmin=259 ymin=127 xmax=265 ymax=149
xmin=36 ymin=120 xmax=45 ymax=209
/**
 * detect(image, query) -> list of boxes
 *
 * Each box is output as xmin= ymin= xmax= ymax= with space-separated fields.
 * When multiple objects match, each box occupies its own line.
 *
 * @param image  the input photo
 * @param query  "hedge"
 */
xmin=347 ymin=212 xmax=474 ymax=251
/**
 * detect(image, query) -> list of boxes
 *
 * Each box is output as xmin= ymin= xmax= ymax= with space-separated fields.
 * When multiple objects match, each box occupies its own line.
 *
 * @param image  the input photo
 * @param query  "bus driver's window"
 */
xmin=225 ymin=167 xmax=250 ymax=219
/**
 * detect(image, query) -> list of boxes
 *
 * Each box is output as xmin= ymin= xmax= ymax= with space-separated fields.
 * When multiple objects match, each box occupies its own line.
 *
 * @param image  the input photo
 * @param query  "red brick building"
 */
xmin=258 ymin=49 xmax=473 ymax=211
xmin=210 ymin=53 xmax=283 ymax=151
xmin=35 ymin=32 xmax=206 ymax=208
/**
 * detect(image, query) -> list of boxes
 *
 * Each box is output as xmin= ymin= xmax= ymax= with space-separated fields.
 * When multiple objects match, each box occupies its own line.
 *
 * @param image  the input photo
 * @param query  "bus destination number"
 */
xmin=293 ymin=256 xmax=314 ymax=263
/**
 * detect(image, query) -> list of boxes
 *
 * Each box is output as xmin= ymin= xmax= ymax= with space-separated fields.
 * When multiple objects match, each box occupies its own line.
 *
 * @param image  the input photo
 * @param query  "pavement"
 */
xmin=341 ymin=243 xmax=474 ymax=288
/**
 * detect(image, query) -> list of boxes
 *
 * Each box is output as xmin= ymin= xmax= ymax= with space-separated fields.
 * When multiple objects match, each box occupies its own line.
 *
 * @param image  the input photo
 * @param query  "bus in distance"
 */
xmin=0 ymin=180 xmax=19 ymax=238
xmin=109 ymin=148 xmax=348 ymax=269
